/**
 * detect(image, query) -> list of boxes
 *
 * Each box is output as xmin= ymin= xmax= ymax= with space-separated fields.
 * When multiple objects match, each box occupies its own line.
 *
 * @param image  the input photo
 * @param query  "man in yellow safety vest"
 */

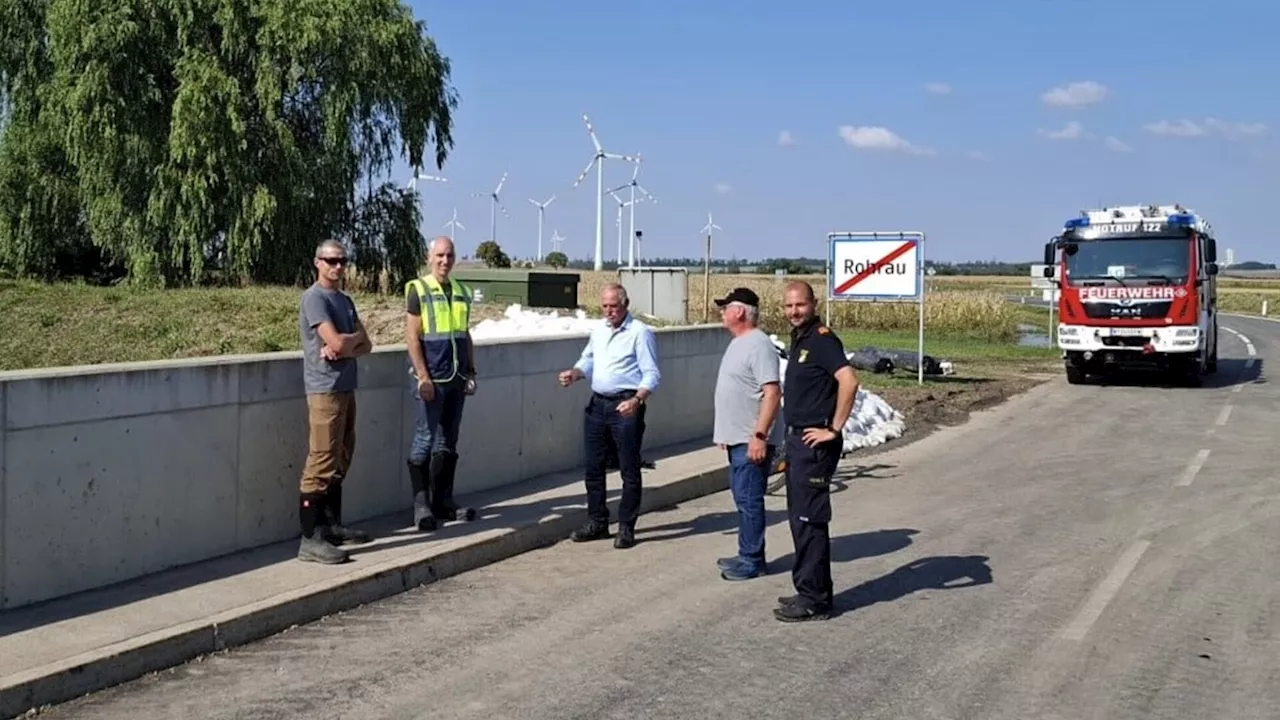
xmin=403 ymin=235 xmax=478 ymax=531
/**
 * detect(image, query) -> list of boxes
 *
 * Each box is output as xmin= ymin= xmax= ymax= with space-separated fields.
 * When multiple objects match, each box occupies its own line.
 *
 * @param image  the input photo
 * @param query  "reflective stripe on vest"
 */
xmin=407 ymin=276 xmax=472 ymax=381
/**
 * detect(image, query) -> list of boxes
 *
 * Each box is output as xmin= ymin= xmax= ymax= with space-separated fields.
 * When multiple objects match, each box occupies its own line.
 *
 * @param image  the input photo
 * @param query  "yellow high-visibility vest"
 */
xmin=406 ymin=275 xmax=472 ymax=382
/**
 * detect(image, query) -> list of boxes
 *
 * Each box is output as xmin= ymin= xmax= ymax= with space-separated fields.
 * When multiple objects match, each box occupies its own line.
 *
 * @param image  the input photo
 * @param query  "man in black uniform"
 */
xmin=774 ymin=280 xmax=858 ymax=622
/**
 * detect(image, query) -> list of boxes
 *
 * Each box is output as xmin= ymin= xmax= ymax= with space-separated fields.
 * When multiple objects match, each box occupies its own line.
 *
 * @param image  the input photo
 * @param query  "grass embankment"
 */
xmin=0 ymin=272 xmax=1064 ymax=372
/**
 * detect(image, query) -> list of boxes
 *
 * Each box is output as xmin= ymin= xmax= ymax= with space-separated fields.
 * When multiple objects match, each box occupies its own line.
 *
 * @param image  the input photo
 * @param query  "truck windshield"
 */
xmin=1064 ymin=237 xmax=1189 ymax=284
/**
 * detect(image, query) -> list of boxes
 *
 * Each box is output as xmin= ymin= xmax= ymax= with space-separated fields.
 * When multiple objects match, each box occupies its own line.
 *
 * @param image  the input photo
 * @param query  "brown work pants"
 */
xmin=300 ymin=391 xmax=357 ymax=494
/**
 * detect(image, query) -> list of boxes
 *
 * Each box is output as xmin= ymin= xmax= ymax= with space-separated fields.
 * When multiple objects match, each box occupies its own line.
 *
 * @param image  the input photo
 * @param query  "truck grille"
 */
xmin=1082 ymin=301 xmax=1173 ymax=320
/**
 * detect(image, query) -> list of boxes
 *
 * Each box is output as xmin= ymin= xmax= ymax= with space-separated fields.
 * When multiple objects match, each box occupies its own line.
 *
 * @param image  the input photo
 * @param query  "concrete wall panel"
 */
xmin=0 ymin=324 xmax=730 ymax=610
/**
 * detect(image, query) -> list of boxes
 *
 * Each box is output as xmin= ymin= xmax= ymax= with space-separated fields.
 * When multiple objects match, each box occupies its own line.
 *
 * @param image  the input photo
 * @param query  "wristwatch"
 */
xmin=753 ymin=431 xmax=766 ymax=441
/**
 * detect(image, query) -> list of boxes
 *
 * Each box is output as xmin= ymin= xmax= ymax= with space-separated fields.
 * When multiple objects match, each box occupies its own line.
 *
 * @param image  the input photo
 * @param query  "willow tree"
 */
xmin=0 ymin=0 xmax=457 ymax=289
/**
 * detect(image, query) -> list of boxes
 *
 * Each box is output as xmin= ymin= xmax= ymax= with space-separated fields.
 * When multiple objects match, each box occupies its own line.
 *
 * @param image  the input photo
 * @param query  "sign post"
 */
xmin=1030 ymin=262 xmax=1059 ymax=346
xmin=826 ymin=231 xmax=926 ymax=385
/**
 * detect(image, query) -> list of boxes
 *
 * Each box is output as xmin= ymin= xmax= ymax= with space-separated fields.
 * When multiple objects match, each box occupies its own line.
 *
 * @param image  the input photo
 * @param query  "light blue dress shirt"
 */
xmin=573 ymin=314 xmax=661 ymax=396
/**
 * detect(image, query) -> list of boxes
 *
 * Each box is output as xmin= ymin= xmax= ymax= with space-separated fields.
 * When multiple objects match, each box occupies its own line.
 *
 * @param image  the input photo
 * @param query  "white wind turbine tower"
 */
xmin=528 ymin=195 xmax=556 ymax=261
xmin=608 ymin=190 xmax=642 ymax=265
xmin=607 ymin=159 xmax=656 ymax=269
xmin=442 ymin=207 xmax=465 ymax=240
xmin=550 ymin=230 xmax=565 ymax=254
xmin=572 ymin=114 xmax=640 ymax=271
xmin=405 ymin=171 xmax=447 ymax=248
xmin=472 ymin=172 xmax=509 ymax=244
xmin=700 ymin=212 xmax=723 ymax=321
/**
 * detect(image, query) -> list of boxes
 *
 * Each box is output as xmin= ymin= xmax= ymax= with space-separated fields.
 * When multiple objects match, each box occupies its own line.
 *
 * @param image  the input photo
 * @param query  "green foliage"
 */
xmin=0 ymin=0 xmax=457 ymax=289
xmin=544 ymin=250 xmax=567 ymax=268
xmin=475 ymin=239 xmax=510 ymax=268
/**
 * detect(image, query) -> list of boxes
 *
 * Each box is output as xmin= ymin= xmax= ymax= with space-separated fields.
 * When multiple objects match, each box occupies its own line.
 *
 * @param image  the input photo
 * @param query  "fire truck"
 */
xmin=1040 ymin=204 xmax=1220 ymax=385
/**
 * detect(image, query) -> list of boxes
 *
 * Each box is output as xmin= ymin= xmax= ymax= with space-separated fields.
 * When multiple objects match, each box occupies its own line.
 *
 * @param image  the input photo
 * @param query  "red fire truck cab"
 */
xmin=1041 ymin=204 xmax=1220 ymax=385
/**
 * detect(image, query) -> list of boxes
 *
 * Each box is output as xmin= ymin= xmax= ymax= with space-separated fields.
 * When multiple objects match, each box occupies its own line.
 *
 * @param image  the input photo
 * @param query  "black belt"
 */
xmin=593 ymin=389 xmax=637 ymax=402
xmin=786 ymin=424 xmax=827 ymax=434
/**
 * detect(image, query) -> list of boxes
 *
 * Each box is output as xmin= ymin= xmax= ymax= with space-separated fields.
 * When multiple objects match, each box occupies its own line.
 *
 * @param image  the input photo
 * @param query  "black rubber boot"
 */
xmin=297 ymin=493 xmax=349 ymax=564
xmin=407 ymin=460 xmax=437 ymax=532
xmin=430 ymin=452 xmax=476 ymax=522
xmin=322 ymin=484 xmax=372 ymax=545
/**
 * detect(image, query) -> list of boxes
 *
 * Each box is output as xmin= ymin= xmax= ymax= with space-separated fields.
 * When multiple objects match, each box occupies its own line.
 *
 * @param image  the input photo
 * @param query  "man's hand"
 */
xmin=802 ymin=426 xmax=840 ymax=448
xmin=464 ymin=374 xmax=477 ymax=396
xmin=617 ymin=397 xmax=641 ymax=417
xmin=558 ymin=369 xmax=579 ymax=387
xmin=321 ymin=346 xmax=339 ymax=361
xmin=747 ymin=436 xmax=768 ymax=463
xmin=418 ymin=378 xmax=435 ymax=402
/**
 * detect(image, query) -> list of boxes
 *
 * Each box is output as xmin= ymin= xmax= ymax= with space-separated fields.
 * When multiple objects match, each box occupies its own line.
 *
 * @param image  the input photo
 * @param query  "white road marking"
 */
xmin=1222 ymin=326 xmax=1258 ymax=389
xmin=1214 ymin=404 xmax=1233 ymax=427
xmin=1060 ymin=540 xmax=1152 ymax=641
xmin=1175 ymin=448 xmax=1212 ymax=487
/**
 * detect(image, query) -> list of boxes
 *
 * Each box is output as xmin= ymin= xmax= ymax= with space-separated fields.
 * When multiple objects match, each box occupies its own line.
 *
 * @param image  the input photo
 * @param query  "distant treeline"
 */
xmin=561 ymin=257 xmax=1276 ymax=275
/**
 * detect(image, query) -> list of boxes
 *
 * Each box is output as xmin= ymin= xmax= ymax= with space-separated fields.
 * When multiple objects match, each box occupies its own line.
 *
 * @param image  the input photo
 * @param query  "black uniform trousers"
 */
xmin=784 ymin=429 xmax=841 ymax=610
xmin=583 ymin=390 xmax=646 ymax=527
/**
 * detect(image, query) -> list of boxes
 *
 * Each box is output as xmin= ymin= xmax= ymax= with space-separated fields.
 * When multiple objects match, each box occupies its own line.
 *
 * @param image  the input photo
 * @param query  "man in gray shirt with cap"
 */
xmin=712 ymin=287 xmax=783 ymax=581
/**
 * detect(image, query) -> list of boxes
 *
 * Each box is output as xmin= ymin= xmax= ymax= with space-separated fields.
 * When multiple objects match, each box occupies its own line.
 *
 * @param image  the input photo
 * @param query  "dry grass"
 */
xmin=576 ymin=271 xmax=1024 ymax=340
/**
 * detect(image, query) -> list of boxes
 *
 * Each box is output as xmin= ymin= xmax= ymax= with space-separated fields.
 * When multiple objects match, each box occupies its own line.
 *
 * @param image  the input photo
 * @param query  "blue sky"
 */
xmin=398 ymin=0 xmax=1276 ymax=265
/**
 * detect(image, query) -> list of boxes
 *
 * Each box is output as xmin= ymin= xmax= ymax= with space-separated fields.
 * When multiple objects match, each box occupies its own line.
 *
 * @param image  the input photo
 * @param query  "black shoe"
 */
xmin=429 ymin=452 xmax=477 ymax=522
xmin=613 ymin=525 xmax=636 ymax=549
xmin=297 ymin=493 xmax=349 ymax=564
xmin=407 ymin=461 xmax=437 ymax=532
xmin=773 ymin=602 xmax=830 ymax=622
xmin=777 ymin=594 xmax=800 ymax=607
xmin=321 ymin=485 xmax=372 ymax=545
xmin=570 ymin=521 xmax=611 ymax=542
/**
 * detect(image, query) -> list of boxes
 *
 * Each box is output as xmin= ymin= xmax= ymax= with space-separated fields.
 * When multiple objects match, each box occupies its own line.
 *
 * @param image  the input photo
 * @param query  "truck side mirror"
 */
xmin=1207 ymin=263 xmax=1219 ymax=276
xmin=1042 ymin=266 xmax=1054 ymax=278
xmin=1205 ymin=238 xmax=1217 ymax=263
xmin=1042 ymin=242 xmax=1055 ymax=266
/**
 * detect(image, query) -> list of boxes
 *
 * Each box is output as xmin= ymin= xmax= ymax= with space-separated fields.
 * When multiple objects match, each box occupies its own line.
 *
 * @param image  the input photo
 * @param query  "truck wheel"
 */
xmin=1065 ymin=365 xmax=1086 ymax=384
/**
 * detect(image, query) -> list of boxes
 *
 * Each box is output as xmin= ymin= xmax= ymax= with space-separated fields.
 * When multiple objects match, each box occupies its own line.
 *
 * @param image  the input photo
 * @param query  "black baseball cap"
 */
xmin=714 ymin=287 xmax=760 ymax=308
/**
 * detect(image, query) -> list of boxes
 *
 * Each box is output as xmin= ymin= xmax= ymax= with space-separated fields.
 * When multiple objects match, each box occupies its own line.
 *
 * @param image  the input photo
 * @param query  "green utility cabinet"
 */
xmin=451 ymin=269 xmax=581 ymax=309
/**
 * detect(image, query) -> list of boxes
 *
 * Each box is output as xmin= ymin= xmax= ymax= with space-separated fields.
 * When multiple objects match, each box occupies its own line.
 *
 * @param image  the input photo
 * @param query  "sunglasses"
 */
xmin=318 ymin=256 xmax=349 ymax=266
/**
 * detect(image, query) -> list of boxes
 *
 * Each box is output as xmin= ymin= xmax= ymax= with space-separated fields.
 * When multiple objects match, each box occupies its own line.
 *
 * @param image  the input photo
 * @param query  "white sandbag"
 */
xmin=769 ymin=335 xmax=907 ymax=452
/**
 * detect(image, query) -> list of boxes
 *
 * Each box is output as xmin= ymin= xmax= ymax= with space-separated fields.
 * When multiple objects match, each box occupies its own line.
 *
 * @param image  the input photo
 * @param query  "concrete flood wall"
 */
xmin=0 ymin=325 xmax=728 ymax=611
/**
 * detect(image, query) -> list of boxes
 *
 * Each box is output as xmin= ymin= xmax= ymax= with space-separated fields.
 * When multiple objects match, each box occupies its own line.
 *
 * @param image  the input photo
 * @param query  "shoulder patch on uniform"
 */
xmin=817 ymin=326 xmax=831 ymax=335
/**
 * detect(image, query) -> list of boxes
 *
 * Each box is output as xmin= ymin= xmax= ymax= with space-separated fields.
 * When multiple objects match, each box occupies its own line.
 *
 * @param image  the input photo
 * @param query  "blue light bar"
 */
xmin=1063 ymin=217 xmax=1090 ymax=230
xmin=1166 ymin=213 xmax=1197 ymax=227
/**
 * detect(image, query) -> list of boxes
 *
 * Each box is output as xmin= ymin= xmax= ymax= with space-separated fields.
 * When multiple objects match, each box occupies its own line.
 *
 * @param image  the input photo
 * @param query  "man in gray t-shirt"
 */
xmin=295 ymin=240 xmax=374 ymax=566
xmin=711 ymin=287 xmax=783 ymax=581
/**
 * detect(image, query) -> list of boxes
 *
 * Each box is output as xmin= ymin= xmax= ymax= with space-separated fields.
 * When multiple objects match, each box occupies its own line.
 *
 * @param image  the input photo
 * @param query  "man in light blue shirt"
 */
xmin=558 ymin=283 xmax=660 ymax=549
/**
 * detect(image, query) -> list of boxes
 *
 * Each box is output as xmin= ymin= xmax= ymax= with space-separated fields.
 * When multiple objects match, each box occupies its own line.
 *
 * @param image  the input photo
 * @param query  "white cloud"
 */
xmin=1041 ymin=81 xmax=1109 ymax=108
xmin=1037 ymin=121 xmax=1086 ymax=140
xmin=777 ymin=130 xmax=795 ymax=146
xmin=923 ymin=82 xmax=952 ymax=95
xmin=1146 ymin=117 xmax=1268 ymax=141
xmin=1104 ymin=136 xmax=1134 ymax=153
xmin=837 ymin=125 xmax=934 ymax=156
xmin=713 ymin=182 xmax=732 ymax=196
xmin=1143 ymin=119 xmax=1206 ymax=137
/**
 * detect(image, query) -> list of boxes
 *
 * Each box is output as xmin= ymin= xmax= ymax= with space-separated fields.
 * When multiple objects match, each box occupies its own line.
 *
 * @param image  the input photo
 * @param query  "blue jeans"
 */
xmin=727 ymin=442 xmax=773 ymax=568
xmin=408 ymin=376 xmax=466 ymax=464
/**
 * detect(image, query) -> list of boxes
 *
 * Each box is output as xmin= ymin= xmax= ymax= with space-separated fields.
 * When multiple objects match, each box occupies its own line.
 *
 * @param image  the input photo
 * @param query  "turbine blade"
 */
xmin=604 ymin=152 xmax=641 ymax=163
xmin=607 ymin=183 xmax=629 ymax=194
xmin=583 ymin=114 xmax=603 ymax=153
xmin=546 ymin=194 xmax=556 ymax=206
xmin=528 ymin=198 xmax=539 ymax=207
xmin=572 ymin=158 xmax=595 ymax=187
xmin=495 ymin=172 xmax=507 ymax=195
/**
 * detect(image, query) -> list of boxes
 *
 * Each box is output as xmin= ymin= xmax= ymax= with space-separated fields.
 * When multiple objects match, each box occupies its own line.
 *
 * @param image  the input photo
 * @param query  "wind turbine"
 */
xmin=405 ymin=170 xmax=448 ymax=190
xmin=700 ymin=212 xmax=723 ymax=322
xmin=528 ymin=195 xmax=556 ymax=261
xmin=608 ymin=159 xmax=656 ymax=269
xmin=572 ymin=114 xmax=640 ymax=271
xmin=442 ymin=207 xmax=465 ymax=240
xmin=472 ymin=172 xmax=509 ymax=244
xmin=608 ymin=190 xmax=642 ymax=265
xmin=550 ymin=230 xmax=565 ymax=254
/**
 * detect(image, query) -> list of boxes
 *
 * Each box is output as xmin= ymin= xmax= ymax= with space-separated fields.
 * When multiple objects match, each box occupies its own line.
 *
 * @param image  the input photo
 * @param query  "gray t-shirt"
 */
xmin=299 ymin=283 xmax=360 ymax=394
xmin=713 ymin=328 xmax=784 ymax=447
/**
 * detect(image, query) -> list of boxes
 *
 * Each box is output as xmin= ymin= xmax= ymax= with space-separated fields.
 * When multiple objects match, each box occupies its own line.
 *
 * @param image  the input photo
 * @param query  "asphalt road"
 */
xmin=39 ymin=315 xmax=1280 ymax=720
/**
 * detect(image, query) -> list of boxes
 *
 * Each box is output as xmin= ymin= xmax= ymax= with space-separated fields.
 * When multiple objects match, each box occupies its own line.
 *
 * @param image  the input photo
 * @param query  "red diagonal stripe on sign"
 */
xmin=834 ymin=240 xmax=916 ymax=295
